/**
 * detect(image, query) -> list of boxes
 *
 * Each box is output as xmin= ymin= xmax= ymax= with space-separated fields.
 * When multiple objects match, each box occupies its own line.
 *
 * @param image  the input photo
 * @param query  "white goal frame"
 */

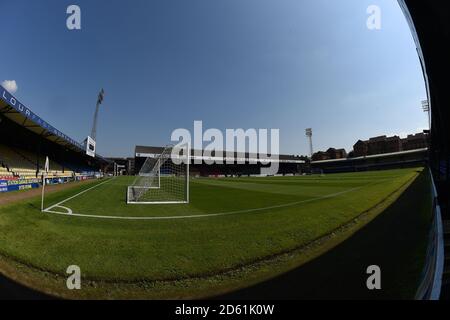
xmin=126 ymin=145 xmax=189 ymax=205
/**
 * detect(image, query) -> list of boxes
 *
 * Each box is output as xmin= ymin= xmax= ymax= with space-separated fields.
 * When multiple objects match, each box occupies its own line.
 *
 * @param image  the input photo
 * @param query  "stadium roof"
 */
xmin=135 ymin=145 xmax=305 ymax=164
xmin=0 ymin=85 xmax=84 ymax=152
xmin=0 ymin=85 xmax=109 ymax=162
xmin=311 ymin=148 xmax=428 ymax=164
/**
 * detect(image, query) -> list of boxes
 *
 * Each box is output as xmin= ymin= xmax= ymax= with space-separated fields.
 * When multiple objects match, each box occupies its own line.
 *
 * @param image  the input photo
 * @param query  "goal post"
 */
xmin=127 ymin=144 xmax=189 ymax=204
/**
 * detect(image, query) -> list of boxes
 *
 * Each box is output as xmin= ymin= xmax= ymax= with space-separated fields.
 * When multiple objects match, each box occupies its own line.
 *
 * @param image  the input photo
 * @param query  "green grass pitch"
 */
xmin=0 ymin=167 xmax=428 ymax=298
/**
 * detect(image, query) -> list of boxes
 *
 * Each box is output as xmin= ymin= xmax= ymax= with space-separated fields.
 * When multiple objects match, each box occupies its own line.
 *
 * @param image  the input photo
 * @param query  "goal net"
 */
xmin=127 ymin=144 xmax=189 ymax=204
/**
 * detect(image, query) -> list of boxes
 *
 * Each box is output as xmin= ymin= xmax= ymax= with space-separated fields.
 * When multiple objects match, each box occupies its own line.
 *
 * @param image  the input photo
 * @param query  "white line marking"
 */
xmin=52 ymin=205 xmax=73 ymax=215
xmin=43 ymin=178 xmax=114 ymax=213
xmin=43 ymin=186 xmax=362 ymax=221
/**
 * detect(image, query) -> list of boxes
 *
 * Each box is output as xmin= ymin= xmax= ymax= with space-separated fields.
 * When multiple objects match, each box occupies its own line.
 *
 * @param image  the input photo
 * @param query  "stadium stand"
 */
xmin=0 ymin=85 xmax=109 ymax=193
xmin=311 ymin=148 xmax=428 ymax=174
xmin=134 ymin=146 xmax=306 ymax=177
xmin=0 ymin=136 xmax=82 ymax=181
xmin=0 ymin=166 xmax=14 ymax=180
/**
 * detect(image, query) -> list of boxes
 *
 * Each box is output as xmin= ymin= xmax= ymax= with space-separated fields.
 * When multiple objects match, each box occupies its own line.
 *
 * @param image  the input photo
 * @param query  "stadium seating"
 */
xmin=0 ymin=166 xmax=15 ymax=180
xmin=0 ymin=144 xmax=74 ymax=180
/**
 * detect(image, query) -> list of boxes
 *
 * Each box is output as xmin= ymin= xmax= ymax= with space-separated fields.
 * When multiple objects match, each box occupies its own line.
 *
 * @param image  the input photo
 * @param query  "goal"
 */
xmin=127 ymin=144 xmax=189 ymax=204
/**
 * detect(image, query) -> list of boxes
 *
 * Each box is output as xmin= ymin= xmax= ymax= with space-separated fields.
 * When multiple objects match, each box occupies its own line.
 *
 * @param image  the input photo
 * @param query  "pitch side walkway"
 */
xmin=0 ymin=179 xmax=98 ymax=207
xmin=217 ymin=170 xmax=432 ymax=300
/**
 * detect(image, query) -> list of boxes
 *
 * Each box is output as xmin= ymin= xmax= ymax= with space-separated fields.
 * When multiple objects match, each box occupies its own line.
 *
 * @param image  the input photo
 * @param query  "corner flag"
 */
xmin=41 ymin=156 xmax=49 ymax=212
xmin=45 ymin=156 xmax=49 ymax=173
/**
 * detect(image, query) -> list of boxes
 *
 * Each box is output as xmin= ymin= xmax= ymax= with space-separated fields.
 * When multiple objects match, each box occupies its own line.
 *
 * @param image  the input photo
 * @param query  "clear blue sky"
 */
xmin=0 ymin=0 xmax=427 ymax=157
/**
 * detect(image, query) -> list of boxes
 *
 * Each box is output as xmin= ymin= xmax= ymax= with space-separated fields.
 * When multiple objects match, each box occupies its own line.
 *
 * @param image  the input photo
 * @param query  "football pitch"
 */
xmin=0 ymin=167 xmax=429 ymax=298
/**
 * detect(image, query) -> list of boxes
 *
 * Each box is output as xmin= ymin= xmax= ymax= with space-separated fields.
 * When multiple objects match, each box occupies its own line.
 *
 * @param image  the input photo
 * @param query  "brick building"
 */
xmin=352 ymin=133 xmax=429 ymax=157
xmin=326 ymin=148 xmax=347 ymax=159
xmin=312 ymin=148 xmax=347 ymax=161
xmin=385 ymin=136 xmax=403 ymax=153
xmin=402 ymin=133 xmax=429 ymax=151
xmin=353 ymin=140 xmax=368 ymax=157
xmin=312 ymin=151 xmax=330 ymax=161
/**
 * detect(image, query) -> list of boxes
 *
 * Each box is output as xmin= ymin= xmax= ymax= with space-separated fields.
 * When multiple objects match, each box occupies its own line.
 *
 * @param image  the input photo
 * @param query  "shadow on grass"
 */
xmin=218 ymin=169 xmax=433 ymax=300
xmin=27 ymin=203 xmax=40 ymax=211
